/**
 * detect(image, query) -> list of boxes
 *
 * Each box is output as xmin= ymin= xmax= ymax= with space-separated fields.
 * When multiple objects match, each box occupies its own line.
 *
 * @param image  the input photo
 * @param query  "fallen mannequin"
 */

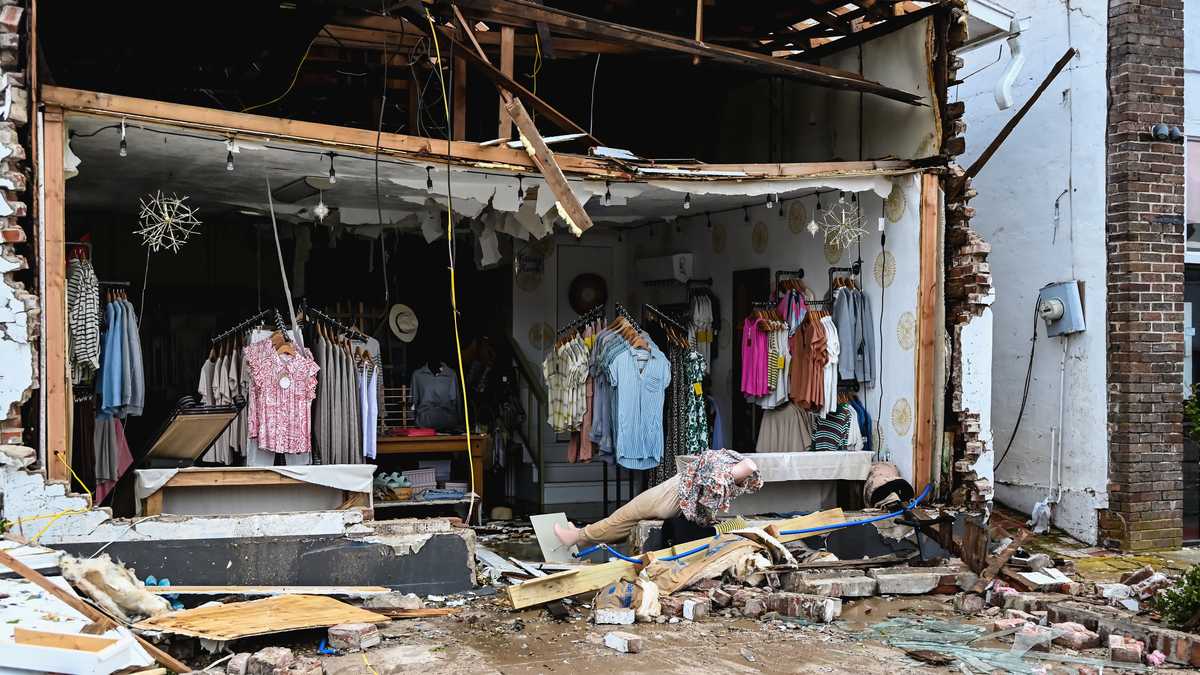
xmin=553 ymin=448 xmax=763 ymax=547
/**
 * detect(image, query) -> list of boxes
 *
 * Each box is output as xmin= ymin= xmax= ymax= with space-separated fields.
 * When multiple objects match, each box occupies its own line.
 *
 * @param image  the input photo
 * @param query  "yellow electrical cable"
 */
xmin=56 ymin=451 xmax=94 ymax=505
xmin=426 ymin=10 xmax=477 ymax=524
xmin=14 ymin=452 xmax=96 ymax=543
xmin=242 ymin=38 xmax=316 ymax=113
xmin=361 ymin=652 xmax=380 ymax=675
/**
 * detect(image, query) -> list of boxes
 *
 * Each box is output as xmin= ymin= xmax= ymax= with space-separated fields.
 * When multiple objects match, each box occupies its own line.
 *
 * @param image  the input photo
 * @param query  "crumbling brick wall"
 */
xmin=1100 ymin=0 xmax=1186 ymax=550
xmin=939 ymin=4 xmax=994 ymax=510
xmin=0 ymin=1 xmax=35 ymax=450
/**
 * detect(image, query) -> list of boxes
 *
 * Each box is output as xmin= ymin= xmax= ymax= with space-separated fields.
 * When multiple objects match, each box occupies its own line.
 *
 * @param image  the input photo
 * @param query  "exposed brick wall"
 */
xmin=939 ymin=3 xmax=994 ymax=509
xmin=1101 ymin=0 xmax=1186 ymax=550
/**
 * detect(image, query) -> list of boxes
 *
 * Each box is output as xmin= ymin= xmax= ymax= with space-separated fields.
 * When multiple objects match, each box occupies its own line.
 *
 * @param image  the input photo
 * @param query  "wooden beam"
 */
xmin=528 ymin=0 xmax=557 ymax=59
xmin=504 ymin=508 xmax=845 ymax=609
xmin=327 ymin=17 xmax=639 ymax=56
xmin=414 ymin=13 xmax=602 ymax=146
xmin=452 ymin=51 xmax=467 ymax=141
xmin=447 ymin=5 xmax=594 ymax=234
xmin=40 ymin=86 xmax=619 ymax=177
xmin=693 ymin=0 xmax=703 ymax=66
xmin=498 ymin=26 xmax=514 ymax=139
xmin=451 ymin=0 xmax=924 ymax=105
xmin=41 ymin=106 xmax=68 ymax=486
xmin=852 ymin=0 xmax=898 ymax=21
xmin=914 ymin=172 xmax=939 ymax=495
xmin=795 ymin=1 xmax=945 ymax=62
xmin=964 ymin=48 xmax=1077 ymax=181
xmin=0 ymin=550 xmax=192 ymax=673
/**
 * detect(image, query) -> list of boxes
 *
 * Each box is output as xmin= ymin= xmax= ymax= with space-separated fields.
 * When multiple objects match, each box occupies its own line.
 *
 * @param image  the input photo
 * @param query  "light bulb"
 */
xmin=807 ymin=218 xmax=819 ymax=238
xmin=517 ymin=176 xmax=525 ymax=201
xmin=226 ymin=150 xmax=234 ymax=171
xmin=119 ymin=120 xmax=127 ymax=157
xmin=877 ymin=216 xmax=885 ymax=232
xmin=328 ymin=154 xmax=337 ymax=184
xmin=766 ymin=195 xmax=775 ymax=209
xmin=604 ymin=181 xmax=612 ymax=204
xmin=838 ymin=192 xmax=846 ymax=204
xmin=313 ymin=193 xmax=329 ymax=222
xmin=683 ymin=193 xmax=692 ymax=210
xmin=426 ymin=166 xmax=434 ymax=189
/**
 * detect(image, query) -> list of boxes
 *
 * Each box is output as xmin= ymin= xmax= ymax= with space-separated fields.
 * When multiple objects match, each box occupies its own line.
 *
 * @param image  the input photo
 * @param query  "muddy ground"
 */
xmin=229 ymin=595 xmax=1106 ymax=675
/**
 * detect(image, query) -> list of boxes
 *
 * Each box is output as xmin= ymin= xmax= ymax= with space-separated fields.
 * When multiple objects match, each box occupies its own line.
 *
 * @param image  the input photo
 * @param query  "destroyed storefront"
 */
xmin=0 ymin=1 xmax=1052 ymax=670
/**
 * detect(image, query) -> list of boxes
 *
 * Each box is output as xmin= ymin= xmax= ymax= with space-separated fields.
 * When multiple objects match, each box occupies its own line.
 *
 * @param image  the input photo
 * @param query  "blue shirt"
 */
xmin=608 ymin=341 xmax=671 ymax=470
xmin=99 ymin=302 xmax=124 ymax=415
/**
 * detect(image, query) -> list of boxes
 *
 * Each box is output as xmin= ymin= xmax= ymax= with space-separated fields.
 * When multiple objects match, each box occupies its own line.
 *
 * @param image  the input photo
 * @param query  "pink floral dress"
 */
xmin=245 ymin=339 xmax=319 ymax=455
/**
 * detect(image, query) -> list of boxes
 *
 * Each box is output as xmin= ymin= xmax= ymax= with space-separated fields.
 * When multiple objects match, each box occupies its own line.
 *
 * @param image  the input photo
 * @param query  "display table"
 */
xmin=375 ymin=434 xmax=486 ymax=506
xmin=678 ymin=451 xmax=872 ymax=514
xmin=135 ymin=465 xmax=375 ymax=516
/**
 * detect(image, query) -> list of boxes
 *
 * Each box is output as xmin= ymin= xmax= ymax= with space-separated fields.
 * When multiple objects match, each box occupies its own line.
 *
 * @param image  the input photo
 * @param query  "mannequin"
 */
xmin=554 ymin=452 xmax=760 ymax=547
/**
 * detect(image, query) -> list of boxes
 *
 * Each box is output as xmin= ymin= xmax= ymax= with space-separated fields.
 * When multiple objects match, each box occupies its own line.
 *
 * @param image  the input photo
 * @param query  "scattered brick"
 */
xmin=1108 ymin=635 xmax=1145 ymax=664
xmin=603 ymin=631 xmax=642 ymax=654
xmin=327 ymin=623 xmax=381 ymax=652
xmin=247 ymin=647 xmax=294 ymax=675
xmin=594 ymin=607 xmax=636 ymax=625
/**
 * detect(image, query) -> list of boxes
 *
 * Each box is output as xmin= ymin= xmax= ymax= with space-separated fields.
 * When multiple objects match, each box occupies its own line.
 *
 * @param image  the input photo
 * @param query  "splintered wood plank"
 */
xmin=504 ymin=508 xmax=845 ymax=609
xmin=133 ymin=595 xmax=389 ymax=641
xmin=42 ymin=107 xmax=69 ymax=485
xmin=13 ymin=627 xmax=118 ymax=653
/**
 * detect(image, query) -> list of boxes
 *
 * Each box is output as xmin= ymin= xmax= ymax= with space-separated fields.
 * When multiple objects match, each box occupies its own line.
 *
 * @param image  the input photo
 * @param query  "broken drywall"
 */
xmin=0 ymin=250 xmax=34 ymax=424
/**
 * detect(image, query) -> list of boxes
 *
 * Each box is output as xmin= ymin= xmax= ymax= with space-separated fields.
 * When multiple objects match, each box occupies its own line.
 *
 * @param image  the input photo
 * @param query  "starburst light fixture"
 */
xmin=134 ymin=191 xmax=202 ymax=253
xmin=820 ymin=194 xmax=866 ymax=250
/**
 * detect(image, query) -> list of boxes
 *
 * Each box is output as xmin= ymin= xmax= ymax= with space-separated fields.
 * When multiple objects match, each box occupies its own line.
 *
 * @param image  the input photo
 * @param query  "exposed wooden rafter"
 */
xmin=450 ymin=0 xmax=924 ymax=105
xmin=793 ymin=1 xmax=946 ymax=61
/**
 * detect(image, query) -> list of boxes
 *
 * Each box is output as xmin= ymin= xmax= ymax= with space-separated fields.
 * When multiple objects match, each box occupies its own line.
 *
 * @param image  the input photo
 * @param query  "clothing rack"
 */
xmin=614 ymin=303 xmax=640 ymax=330
xmin=210 ymin=308 xmax=273 ymax=344
xmin=827 ymin=261 xmax=863 ymax=289
xmin=774 ymin=269 xmax=805 ymax=287
xmin=300 ymin=302 xmax=369 ymax=341
xmin=556 ymin=304 xmax=605 ymax=338
xmin=642 ymin=303 xmax=687 ymax=334
xmin=98 ymin=280 xmax=130 ymax=289
xmin=750 ymin=300 xmax=776 ymax=310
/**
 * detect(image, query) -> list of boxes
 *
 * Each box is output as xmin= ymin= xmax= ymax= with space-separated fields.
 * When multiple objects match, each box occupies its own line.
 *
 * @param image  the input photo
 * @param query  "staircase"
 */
xmin=506 ymin=338 xmax=633 ymax=522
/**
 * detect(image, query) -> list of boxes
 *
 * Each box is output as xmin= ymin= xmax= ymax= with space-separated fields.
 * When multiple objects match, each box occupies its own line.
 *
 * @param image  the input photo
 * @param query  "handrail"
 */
xmin=506 ymin=334 xmax=547 ymax=408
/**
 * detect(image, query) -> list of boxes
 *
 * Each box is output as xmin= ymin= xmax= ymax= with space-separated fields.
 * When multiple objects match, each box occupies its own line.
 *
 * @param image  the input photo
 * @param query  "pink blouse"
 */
xmin=245 ymin=339 xmax=319 ymax=455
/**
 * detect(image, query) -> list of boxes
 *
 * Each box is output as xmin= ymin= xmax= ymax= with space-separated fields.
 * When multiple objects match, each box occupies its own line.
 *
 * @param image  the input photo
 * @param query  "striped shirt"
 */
xmin=67 ymin=258 xmax=100 ymax=384
xmin=810 ymin=402 xmax=851 ymax=452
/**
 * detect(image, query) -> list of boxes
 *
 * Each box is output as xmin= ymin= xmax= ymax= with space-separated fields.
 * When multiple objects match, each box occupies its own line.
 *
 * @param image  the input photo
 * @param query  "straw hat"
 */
xmin=388 ymin=304 xmax=419 ymax=342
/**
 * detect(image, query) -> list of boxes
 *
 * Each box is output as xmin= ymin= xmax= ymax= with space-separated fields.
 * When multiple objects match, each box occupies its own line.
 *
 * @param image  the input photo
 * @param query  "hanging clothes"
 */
xmin=789 ymin=311 xmax=828 ymax=413
xmin=608 ymin=340 xmax=671 ymax=470
xmin=832 ymin=285 xmax=876 ymax=385
xmin=649 ymin=346 xmax=686 ymax=487
xmin=819 ymin=315 xmax=840 ymax=418
xmin=67 ymin=258 xmax=100 ymax=385
xmin=756 ymin=402 xmax=814 ymax=453
xmin=412 ymin=362 xmax=463 ymax=432
xmin=688 ymin=291 xmax=714 ymax=374
xmin=244 ymin=337 xmax=319 ymax=457
xmin=848 ymin=396 xmax=873 ymax=455
xmin=810 ymin=402 xmax=852 ymax=452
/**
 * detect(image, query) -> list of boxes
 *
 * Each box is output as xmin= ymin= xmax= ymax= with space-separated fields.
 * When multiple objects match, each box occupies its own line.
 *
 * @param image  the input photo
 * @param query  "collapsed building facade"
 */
xmin=0 ymin=0 xmax=1019 ymax=581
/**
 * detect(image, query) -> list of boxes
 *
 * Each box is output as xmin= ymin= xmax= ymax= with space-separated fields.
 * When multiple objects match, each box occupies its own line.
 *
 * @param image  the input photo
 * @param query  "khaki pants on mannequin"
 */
xmin=581 ymin=474 xmax=682 ymax=544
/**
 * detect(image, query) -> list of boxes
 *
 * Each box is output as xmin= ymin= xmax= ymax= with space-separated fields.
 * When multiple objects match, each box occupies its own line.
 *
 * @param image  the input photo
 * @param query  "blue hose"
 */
xmin=572 ymin=483 xmax=933 ymax=564
xmin=779 ymin=483 xmax=933 ymax=536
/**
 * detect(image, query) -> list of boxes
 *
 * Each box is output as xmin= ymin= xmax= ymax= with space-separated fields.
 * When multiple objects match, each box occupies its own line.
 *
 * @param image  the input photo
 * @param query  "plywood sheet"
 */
xmin=133 ymin=595 xmax=388 ymax=641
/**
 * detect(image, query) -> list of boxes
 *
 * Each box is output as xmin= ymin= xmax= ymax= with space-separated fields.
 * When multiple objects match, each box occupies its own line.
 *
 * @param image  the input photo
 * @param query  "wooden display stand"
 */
xmin=140 ymin=467 xmax=370 ymax=516
xmin=375 ymin=434 xmax=486 ymax=506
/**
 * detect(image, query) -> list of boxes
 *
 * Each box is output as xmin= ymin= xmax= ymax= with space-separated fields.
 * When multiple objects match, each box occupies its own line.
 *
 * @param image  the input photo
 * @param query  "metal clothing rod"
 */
xmin=642 ymin=303 xmax=687 ymax=333
xmin=211 ymin=308 xmax=273 ymax=344
xmin=300 ymin=301 xmax=369 ymax=341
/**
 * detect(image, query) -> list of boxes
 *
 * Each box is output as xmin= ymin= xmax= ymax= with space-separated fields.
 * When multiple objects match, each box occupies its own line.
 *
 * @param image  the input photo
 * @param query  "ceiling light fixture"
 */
xmin=604 ymin=181 xmax=612 ymax=204
xmin=517 ymin=175 xmax=525 ymax=201
xmin=327 ymin=153 xmax=337 ymax=185
xmin=119 ymin=119 xmax=128 ymax=158
xmin=225 ymin=138 xmax=236 ymax=172
xmin=683 ymin=193 xmax=692 ymax=210
xmin=426 ymin=166 xmax=434 ymax=189
xmin=312 ymin=191 xmax=330 ymax=223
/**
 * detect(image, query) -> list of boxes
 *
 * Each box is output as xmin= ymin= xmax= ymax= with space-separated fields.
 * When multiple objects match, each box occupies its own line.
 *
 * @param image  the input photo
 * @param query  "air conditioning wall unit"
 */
xmin=635 ymin=253 xmax=696 ymax=285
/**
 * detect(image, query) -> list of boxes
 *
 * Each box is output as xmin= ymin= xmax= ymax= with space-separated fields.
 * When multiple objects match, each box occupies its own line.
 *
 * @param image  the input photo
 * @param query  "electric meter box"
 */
xmin=1037 ymin=280 xmax=1086 ymax=337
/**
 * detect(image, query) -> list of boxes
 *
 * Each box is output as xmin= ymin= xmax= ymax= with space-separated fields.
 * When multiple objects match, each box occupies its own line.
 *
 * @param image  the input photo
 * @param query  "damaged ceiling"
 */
xmin=64 ymin=113 xmax=909 ymax=237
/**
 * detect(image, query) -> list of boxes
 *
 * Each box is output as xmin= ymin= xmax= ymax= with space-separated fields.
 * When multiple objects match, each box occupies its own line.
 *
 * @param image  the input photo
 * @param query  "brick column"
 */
xmin=1102 ymin=0 xmax=1186 ymax=550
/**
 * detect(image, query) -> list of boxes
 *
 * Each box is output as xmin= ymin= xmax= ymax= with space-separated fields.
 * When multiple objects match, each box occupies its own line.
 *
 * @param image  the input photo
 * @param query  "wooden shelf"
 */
xmin=375 ymin=494 xmax=477 ymax=508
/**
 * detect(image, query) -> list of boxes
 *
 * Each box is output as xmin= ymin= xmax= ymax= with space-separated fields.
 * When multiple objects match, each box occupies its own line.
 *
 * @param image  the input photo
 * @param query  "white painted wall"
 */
xmin=957 ymin=0 xmax=1109 ymax=543
xmin=0 ymin=251 xmax=34 ymax=423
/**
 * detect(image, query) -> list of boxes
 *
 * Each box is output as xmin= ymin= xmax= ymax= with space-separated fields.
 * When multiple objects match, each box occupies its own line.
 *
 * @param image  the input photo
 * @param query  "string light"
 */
xmin=426 ymin=166 xmax=434 ymax=189
xmin=807 ymin=196 xmax=821 ymax=238
xmin=517 ymin=175 xmax=525 ymax=201
xmin=225 ymin=139 xmax=235 ymax=171
xmin=838 ymin=191 xmax=846 ymax=204
xmin=327 ymin=153 xmax=337 ymax=184
xmin=119 ymin=119 xmax=127 ymax=157
xmin=604 ymin=181 xmax=612 ymax=205
xmin=683 ymin=193 xmax=692 ymax=210
xmin=766 ymin=193 xmax=778 ymax=209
